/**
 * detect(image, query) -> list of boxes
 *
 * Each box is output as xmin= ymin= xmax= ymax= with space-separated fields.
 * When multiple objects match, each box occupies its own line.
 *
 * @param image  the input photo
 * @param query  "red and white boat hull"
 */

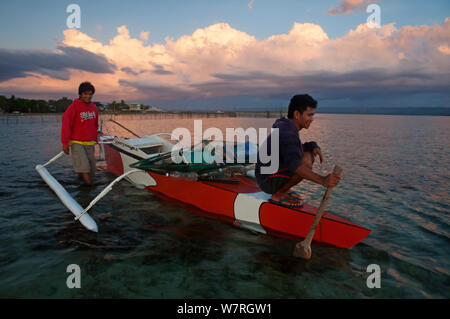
xmin=101 ymin=136 xmax=371 ymax=249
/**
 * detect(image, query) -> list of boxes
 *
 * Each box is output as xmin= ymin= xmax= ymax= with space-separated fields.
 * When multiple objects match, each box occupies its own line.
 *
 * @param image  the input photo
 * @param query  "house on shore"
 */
xmin=129 ymin=102 xmax=142 ymax=111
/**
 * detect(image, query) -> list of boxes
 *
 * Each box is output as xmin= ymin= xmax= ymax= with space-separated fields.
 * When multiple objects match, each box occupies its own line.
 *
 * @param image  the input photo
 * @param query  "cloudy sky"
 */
xmin=0 ymin=0 xmax=449 ymax=110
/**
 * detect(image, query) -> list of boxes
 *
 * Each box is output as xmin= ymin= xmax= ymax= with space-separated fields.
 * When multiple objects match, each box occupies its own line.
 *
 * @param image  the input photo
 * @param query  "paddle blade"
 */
xmin=293 ymin=241 xmax=312 ymax=259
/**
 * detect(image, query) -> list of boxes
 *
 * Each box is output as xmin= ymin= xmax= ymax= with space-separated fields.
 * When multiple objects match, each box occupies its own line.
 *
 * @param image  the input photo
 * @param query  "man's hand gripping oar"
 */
xmin=293 ymin=165 xmax=343 ymax=259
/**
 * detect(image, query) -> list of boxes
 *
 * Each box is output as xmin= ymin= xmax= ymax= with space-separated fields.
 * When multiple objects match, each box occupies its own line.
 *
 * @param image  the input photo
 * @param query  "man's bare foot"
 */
xmin=78 ymin=172 xmax=92 ymax=185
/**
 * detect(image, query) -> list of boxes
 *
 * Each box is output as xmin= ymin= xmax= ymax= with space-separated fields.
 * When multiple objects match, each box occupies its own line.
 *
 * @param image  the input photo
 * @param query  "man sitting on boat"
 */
xmin=61 ymin=82 xmax=99 ymax=185
xmin=255 ymin=94 xmax=341 ymax=207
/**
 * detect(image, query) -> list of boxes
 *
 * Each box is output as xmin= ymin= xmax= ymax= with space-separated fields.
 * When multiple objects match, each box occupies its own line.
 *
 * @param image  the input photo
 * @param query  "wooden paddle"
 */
xmin=293 ymin=165 xmax=342 ymax=259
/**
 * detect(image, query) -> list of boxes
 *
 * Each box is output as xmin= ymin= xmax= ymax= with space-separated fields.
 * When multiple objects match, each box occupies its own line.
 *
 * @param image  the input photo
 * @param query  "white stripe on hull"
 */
xmin=119 ymin=152 xmax=157 ymax=187
xmin=234 ymin=192 xmax=271 ymax=234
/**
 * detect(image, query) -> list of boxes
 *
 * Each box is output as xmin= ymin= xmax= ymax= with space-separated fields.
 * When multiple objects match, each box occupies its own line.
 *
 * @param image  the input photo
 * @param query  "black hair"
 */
xmin=287 ymin=94 xmax=317 ymax=119
xmin=78 ymin=82 xmax=95 ymax=95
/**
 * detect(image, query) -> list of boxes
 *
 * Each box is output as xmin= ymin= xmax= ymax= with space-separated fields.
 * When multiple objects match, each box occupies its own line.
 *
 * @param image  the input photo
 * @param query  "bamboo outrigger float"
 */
xmin=35 ymin=152 xmax=99 ymax=232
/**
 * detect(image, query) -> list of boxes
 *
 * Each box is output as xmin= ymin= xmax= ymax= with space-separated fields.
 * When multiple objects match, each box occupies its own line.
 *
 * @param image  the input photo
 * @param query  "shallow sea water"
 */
xmin=0 ymin=113 xmax=448 ymax=298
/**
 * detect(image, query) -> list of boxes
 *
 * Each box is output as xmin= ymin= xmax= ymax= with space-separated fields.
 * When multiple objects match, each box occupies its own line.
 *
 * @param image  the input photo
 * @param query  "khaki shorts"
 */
xmin=70 ymin=143 xmax=96 ymax=176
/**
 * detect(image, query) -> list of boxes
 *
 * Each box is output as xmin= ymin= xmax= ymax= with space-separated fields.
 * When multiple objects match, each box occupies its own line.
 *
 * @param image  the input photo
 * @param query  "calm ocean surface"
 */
xmin=0 ymin=113 xmax=448 ymax=298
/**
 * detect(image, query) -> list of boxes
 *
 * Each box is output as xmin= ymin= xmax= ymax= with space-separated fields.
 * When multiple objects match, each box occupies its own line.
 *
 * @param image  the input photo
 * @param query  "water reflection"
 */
xmin=1 ymin=113 xmax=449 ymax=298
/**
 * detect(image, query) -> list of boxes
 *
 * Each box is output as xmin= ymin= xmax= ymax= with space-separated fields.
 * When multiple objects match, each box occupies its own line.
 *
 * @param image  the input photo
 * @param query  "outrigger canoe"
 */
xmin=100 ymin=133 xmax=370 ymax=249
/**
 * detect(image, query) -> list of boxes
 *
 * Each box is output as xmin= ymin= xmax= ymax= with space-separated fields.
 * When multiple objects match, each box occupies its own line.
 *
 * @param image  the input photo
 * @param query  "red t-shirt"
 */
xmin=61 ymin=99 xmax=99 ymax=146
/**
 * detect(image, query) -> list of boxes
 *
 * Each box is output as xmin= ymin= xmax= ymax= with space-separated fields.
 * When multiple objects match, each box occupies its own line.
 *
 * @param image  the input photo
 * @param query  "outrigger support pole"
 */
xmin=41 ymin=151 xmax=65 ymax=168
xmin=75 ymin=169 xmax=143 ymax=221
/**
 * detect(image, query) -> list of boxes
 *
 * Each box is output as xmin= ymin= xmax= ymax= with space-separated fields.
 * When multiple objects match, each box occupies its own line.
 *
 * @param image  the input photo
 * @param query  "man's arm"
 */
xmin=294 ymin=164 xmax=341 ymax=188
xmin=61 ymin=105 xmax=74 ymax=154
xmin=302 ymin=141 xmax=323 ymax=164
xmin=302 ymin=141 xmax=318 ymax=152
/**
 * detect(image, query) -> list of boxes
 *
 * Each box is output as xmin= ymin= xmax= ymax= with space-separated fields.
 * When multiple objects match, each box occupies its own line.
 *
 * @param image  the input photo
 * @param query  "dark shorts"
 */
xmin=258 ymin=167 xmax=294 ymax=194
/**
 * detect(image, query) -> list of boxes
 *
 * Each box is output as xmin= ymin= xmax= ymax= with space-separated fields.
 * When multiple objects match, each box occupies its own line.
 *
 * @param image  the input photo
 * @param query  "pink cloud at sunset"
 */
xmin=0 ymin=18 xmax=449 ymax=106
xmin=327 ymin=0 xmax=383 ymax=15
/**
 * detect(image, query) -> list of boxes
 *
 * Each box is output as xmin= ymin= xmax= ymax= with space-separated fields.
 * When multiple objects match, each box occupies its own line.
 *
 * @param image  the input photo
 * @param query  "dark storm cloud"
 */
xmin=121 ymin=67 xmax=140 ymax=76
xmin=120 ymin=64 xmax=173 ymax=76
xmin=0 ymin=45 xmax=117 ymax=81
xmin=207 ymin=69 xmax=450 ymax=101
xmin=151 ymin=64 xmax=174 ymax=75
xmin=121 ymin=68 xmax=449 ymax=106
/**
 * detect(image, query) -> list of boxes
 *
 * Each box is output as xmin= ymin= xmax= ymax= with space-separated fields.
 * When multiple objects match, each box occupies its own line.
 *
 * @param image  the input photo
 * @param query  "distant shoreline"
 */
xmin=317 ymin=107 xmax=450 ymax=116
xmin=1 ymin=107 xmax=449 ymax=117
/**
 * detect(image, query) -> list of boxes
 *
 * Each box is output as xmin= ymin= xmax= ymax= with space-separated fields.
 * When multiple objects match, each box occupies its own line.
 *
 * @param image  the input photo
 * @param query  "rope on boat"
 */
xmin=109 ymin=119 xmax=141 ymax=138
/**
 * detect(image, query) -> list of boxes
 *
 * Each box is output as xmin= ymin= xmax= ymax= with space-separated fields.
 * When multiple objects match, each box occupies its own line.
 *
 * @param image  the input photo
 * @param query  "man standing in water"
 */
xmin=255 ymin=94 xmax=341 ymax=207
xmin=61 ymin=82 xmax=99 ymax=185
